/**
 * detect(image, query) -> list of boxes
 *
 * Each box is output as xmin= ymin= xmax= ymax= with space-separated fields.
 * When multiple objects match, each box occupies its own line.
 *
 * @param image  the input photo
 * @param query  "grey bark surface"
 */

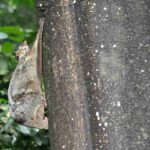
xmin=43 ymin=0 xmax=150 ymax=150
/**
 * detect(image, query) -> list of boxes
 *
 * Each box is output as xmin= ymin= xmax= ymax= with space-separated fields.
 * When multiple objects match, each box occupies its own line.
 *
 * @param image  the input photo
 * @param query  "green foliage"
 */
xmin=0 ymin=105 xmax=49 ymax=150
xmin=0 ymin=26 xmax=25 ymax=42
xmin=0 ymin=0 xmax=49 ymax=149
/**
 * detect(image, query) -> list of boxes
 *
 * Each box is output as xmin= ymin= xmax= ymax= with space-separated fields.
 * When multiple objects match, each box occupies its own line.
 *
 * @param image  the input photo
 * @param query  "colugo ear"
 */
xmin=22 ymin=41 xmax=30 ymax=52
xmin=23 ymin=41 xmax=28 ymax=45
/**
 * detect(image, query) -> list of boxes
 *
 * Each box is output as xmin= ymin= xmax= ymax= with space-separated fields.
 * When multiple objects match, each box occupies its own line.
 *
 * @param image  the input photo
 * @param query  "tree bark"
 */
xmin=42 ymin=0 xmax=150 ymax=150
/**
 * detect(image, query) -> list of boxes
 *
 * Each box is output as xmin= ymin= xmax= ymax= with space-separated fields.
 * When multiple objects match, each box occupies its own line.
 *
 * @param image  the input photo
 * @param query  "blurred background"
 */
xmin=0 ymin=0 xmax=49 ymax=149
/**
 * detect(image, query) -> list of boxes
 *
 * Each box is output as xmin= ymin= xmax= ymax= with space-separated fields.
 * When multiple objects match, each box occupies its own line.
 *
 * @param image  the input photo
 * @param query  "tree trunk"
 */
xmin=42 ymin=0 xmax=150 ymax=150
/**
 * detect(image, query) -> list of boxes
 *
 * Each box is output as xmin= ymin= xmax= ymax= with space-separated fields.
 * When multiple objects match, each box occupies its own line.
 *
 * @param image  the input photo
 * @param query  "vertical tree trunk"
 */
xmin=42 ymin=0 xmax=150 ymax=150
xmin=43 ymin=1 xmax=93 ymax=150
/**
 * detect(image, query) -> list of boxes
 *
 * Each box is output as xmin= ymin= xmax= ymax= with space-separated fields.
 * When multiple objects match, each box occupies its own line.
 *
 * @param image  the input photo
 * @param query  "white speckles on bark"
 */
xmin=43 ymin=0 xmax=150 ymax=149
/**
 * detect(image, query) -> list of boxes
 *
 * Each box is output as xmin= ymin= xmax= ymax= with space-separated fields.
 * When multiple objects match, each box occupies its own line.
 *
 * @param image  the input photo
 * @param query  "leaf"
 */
xmin=13 ymin=0 xmax=34 ymax=8
xmin=3 ymin=118 xmax=14 ymax=130
xmin=0 ymin=26 xmax=25 ymax=42
xmin=0 ymin=55 xmax=8 ymax=75
xmin=35 ymin=136 xmax=43 ymax=146
xmin=0 ymin=98 xmax=7 ymax=103
xmin=11 ymin=135 xmax=17 ymax=145
xmin=2 ymin=42 xmax=14 ymax=54
xmin=17 ymin=125 xmax=31 ymax=135
xmin=0 ymin=32 xmax=8 ymax=39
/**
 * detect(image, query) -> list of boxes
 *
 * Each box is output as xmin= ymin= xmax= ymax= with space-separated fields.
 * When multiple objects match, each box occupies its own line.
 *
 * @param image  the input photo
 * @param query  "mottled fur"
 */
xmin=8 ymin=19 xmax=48 ymax=129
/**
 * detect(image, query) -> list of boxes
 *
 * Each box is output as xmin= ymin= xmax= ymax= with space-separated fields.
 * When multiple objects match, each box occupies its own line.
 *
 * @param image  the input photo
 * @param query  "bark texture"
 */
xmin=42 ymin=0 xmax=150 ymax=150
